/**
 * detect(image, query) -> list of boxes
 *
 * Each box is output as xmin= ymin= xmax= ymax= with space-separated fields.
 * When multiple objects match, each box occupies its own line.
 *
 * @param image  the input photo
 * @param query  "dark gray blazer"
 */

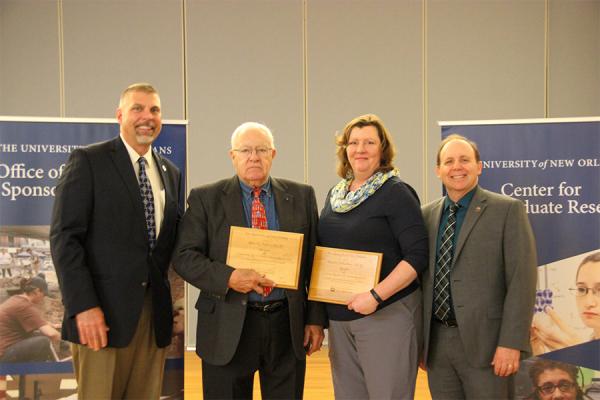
xmin=421 ymin=186 xmax=537 ymax=368
xmin=173 ymin=176 xmax=326 ymax=366
xmin=50 ymin=137 xmax=182 ymax=348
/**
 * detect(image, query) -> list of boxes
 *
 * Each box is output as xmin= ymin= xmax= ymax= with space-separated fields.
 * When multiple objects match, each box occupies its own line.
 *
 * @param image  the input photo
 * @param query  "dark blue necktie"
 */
xmin=138 ymin=157 xmax=156 ymax=251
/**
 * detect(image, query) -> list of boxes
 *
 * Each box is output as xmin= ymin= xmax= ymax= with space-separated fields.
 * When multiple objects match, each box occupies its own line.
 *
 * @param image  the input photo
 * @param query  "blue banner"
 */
xmin=0 ymin=118 xmax=186 ymax=399
xmin=442 ymin=121 xmax=599 ymax=265
xmin=0 ymin=120 xmax=186 ymax=226
xmin=441 ymin=118 xmax=600 ymax=397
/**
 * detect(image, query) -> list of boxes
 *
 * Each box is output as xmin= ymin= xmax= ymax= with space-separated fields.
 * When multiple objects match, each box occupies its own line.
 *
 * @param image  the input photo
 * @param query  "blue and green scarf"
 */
xmin=330 ymin=168 xmax=399 ymax=213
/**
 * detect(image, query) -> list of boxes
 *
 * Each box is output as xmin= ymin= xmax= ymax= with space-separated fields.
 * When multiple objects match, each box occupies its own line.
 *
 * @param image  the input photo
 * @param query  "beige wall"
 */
xmin=1 ymin=0 xmax=599 ymax=347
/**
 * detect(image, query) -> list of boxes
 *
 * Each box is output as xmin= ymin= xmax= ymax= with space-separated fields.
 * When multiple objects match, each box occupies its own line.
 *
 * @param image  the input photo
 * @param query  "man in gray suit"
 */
xmin=173 ymin=122 xmax=326 ymax=399
xmin=421 ymin=134 xmax=537 ymax=399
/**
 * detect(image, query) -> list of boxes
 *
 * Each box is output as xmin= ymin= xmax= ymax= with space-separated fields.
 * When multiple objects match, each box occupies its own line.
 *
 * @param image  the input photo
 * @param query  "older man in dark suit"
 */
xmin=173 ymin=122 xmax=326 ymax=399
xmin=421 ymin=134 xmax=537 ymax=399
xmin=50 ymin=83 xmax=181 ymax=399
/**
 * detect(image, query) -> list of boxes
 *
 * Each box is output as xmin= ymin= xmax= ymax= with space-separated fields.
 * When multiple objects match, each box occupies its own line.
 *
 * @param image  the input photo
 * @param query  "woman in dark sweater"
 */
xmin=318 ymin=114 xmax=428 ymax=399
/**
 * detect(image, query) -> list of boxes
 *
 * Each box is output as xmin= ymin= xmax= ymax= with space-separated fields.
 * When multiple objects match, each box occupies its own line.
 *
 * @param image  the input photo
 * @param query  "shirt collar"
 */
xmin=120 ymin=134 xmax=154 ymax=167
xmin=444 ymin=186 xmax=477 ymax=211
xmin=239 ymin=177 xmax=272 ymax=198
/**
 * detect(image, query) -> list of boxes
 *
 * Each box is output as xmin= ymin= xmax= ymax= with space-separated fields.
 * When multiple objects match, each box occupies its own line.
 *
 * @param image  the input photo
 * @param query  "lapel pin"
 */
xmin=162 ymin=164 xmax=167 ymax=172
xmin=475 ymin=206 xmax=481 ymax=212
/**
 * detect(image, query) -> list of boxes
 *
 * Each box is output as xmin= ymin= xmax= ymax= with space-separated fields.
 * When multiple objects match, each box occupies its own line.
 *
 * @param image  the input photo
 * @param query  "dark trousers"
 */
xmin=202 ymin=305 xmax=306 ymax=400
xmin=0 ymin=336 xmax=53 ymax=363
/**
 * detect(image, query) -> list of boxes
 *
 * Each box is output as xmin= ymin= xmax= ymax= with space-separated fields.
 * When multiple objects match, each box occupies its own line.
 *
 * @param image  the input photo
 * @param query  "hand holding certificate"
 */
xmin=308 ymin=246 xmax=382 ymax=304
xmin=226 ymin=226 xmax=304 ymax=289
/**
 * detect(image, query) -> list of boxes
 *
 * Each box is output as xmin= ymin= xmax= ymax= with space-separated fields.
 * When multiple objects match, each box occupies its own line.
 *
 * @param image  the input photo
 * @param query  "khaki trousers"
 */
xmin=71 ymin=290 xmax=167 ymax=399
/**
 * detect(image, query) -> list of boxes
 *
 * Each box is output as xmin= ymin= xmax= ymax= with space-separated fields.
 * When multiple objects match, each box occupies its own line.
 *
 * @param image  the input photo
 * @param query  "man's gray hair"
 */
xmin=230 ymin=122 xmax=275 ymax=149
xmin=119 ymin=82 xmax=159 ymax=107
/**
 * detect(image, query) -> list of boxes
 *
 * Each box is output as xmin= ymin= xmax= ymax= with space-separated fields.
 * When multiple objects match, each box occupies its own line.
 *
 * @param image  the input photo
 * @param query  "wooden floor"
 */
xmin=184 ymin=348 xmax=432 ymax=399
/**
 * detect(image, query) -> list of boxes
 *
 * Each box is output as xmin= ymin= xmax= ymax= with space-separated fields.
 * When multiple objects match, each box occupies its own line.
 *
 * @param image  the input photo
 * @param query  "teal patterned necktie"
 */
xmin=433 ymin=203 xmax=459 ymax=321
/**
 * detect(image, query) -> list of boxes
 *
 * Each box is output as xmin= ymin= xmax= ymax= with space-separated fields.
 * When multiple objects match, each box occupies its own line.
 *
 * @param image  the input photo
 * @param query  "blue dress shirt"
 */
xmin=239 ymin=179 xmax=285 ymax=302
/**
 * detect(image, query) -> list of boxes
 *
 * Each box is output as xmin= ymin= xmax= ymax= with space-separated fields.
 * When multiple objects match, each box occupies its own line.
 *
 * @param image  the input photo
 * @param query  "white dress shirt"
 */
xmin=120 ymin=134 xmax=165 ymax=238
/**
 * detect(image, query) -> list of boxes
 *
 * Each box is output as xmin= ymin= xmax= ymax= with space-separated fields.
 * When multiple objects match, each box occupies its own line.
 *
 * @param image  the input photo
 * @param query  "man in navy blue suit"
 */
xmin=51 ymin=83 xmax=181 ymax=399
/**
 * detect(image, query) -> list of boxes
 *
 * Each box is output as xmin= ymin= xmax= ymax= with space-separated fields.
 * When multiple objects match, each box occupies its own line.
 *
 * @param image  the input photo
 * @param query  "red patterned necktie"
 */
xmin=251 ymin=187 xmax=271 ymax=296
xmin=251 ymin=188 xmax=268 ymax=230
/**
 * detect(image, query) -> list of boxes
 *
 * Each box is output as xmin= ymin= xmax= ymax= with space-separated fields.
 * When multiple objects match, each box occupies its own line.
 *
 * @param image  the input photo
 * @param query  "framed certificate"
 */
xmin=308 ymin=246 xmax=382 ymax=304
xmin=226 ymin=226 xmax=304 ymax=289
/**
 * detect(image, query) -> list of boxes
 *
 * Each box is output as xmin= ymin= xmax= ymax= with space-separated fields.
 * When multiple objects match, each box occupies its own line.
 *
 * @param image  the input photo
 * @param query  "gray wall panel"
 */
xmin=185 ymin=0 xmax=305 ymax=348
xmin=62 ymin=0 xmax=184 ymax=119
xmin=186 ymin=0 xmax=305 ymax=191
xmin=1 ymin=0 xmax=599 ymax=351
xmin=307 ymin=0 xmax=424 ymax=207
xmin=548 ymin=0 xmax=600 ymax=117
xmin=426 ymin=0 xmax=545 ymax=202
xmin=0 ymin=0 xmax=60 ymax=116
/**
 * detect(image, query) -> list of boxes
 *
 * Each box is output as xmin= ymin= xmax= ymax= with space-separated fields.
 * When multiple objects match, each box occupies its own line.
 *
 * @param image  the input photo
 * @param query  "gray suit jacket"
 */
xmin=421 ymin=186 xmax=537 ymax=368
xmin=173 ymin=175 xmax=326 ymax=366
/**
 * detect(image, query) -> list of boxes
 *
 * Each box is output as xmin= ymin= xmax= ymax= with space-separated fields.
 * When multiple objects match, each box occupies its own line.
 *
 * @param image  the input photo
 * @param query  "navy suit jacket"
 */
xmin=50 ymin=136 xmax=181 ymax=348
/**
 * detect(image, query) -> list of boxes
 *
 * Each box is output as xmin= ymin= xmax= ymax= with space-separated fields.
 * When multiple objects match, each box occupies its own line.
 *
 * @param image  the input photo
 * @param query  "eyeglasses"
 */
xmin=233 ymin=147 xmax=272 ymax=158
xmin=569 ymin=286 xmax=600 ymax=298
xmin=537 ymin=380 xmax=576 ymax=395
